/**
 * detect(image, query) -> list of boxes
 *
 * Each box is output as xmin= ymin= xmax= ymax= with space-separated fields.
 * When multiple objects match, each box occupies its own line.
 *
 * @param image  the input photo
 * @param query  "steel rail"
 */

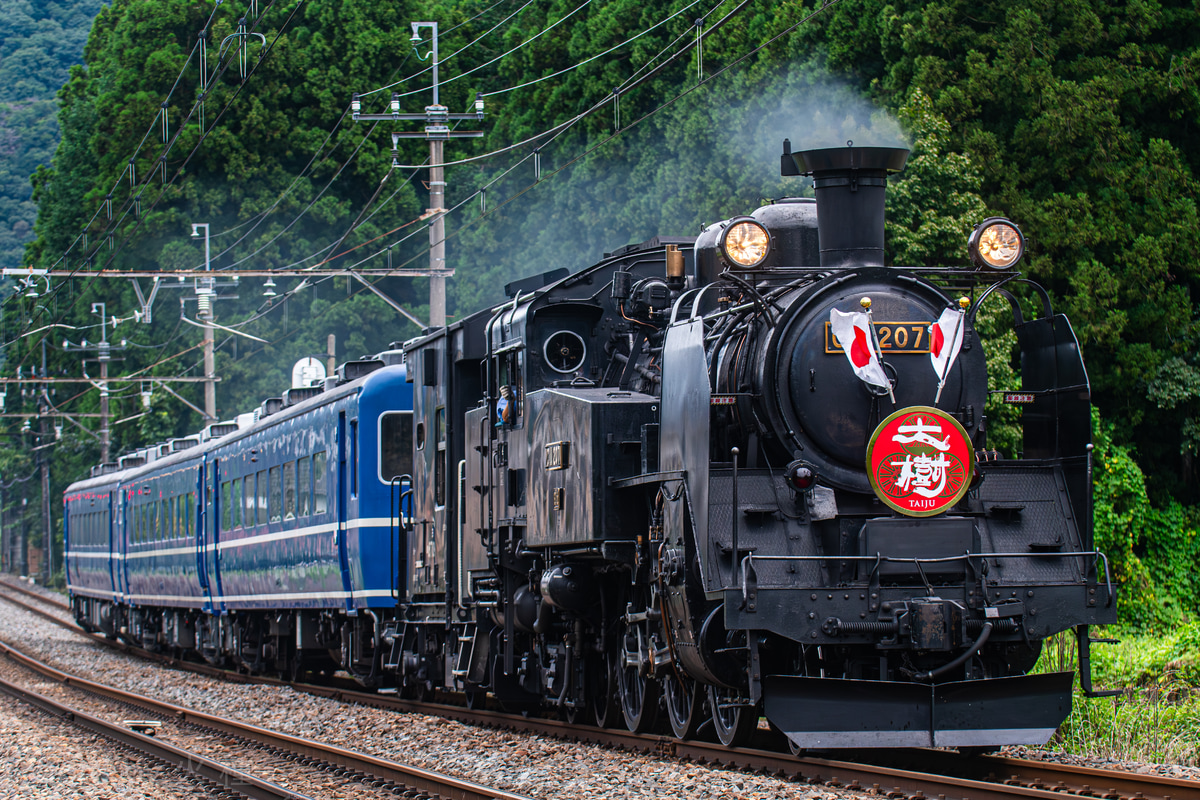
xmin=0 ymin=626 xmax=533 ymax=800
xmin=0 ymin=577 xmax=70 ymax=610
xmin=2 ymin=583 xmax=1193 ymax=800
xmin=0 ymin=674 xmax=314 ymax=800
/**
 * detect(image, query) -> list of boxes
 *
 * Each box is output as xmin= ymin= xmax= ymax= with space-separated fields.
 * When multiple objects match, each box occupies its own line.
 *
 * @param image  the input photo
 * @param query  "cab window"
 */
xmin=435 ymin=406 xmax=446 ymax=507
xmin=379 ymin=412 xmax=413 ymax=483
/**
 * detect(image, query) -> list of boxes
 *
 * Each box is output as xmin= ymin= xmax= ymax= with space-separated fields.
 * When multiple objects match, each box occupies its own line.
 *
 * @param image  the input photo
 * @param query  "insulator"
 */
xmin=197 ymin=293 xmax=212 ymax=319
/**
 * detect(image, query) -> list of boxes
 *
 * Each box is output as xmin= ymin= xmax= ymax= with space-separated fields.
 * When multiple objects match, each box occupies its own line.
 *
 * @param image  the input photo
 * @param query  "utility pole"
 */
xmin=39 ymin=339 xmax=51 ymax=584
xmin=191 ymin=223 xmax=217 ymax=420
xmin=91 ymin=302 xmax=114 ymax=463
xmin=61 ymin=305 xmax=127 ymax=463
xmin=0 ymin=479 xmax=6 ymax=574
xmin=352 ymin=20 xmax=486 ymax=328
xmin=326 ymin=334 xmax=336 ymax=377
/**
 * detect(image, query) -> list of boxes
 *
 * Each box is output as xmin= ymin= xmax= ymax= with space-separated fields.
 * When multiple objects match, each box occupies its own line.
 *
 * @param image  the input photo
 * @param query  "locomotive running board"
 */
xmin=763 ymin=672 xmax=1073 ymax=748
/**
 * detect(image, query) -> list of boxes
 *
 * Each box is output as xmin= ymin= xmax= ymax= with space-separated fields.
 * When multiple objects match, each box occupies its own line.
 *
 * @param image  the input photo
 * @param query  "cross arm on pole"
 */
xmin=155 ymin=380 xmax=214 ymax=420
xmin=348 ymin=271 xmax=426 ymax=328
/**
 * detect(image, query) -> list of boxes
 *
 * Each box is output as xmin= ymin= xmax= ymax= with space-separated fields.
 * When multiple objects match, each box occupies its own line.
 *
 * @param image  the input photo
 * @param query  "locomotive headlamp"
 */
xmin=721 ymin=218 xmax=771 ymax=268
xmin=785 ymin=460 xmax=818 ymax=492
xmin=968 ymin=218 xmax=1025 ymax=270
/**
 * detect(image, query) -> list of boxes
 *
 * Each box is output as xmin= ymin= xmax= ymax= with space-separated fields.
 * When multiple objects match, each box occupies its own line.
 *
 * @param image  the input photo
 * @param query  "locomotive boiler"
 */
xmin=395 ymin=142 xmax=1116 ymax=748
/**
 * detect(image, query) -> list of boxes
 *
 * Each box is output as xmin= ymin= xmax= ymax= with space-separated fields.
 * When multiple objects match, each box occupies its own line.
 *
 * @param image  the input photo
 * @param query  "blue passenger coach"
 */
xmin=64 ymin=354 xmax=412 ymax=682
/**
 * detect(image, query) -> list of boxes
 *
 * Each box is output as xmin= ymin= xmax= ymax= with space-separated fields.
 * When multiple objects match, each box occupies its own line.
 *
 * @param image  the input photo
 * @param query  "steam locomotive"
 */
xmin=65 ymin=143 xmax=1116 ymax=750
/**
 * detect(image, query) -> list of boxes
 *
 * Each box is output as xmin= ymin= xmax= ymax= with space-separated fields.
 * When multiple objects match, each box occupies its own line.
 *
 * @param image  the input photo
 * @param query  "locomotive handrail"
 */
xmin=456 ymin=459 xmax=469 ymax=610
xmin=389 ymin=474 xmax=413 ymax=602
xmin=967 ymin=272 xmax=1022 ymax=326
xmin=741 ymin=549 xmax=1109 ymax=564
xmin=739 ymin=551 xmax=1113 ymax=606
xmin=668 ymin=283 xmax=722 ymax=325
xmin=608 ymin=469 xmax=686 ymax=488
xmin=986 ymin=384 xmax=1090 ymax=395
xmin=738 ymin=549 xmax=1114 ymax=607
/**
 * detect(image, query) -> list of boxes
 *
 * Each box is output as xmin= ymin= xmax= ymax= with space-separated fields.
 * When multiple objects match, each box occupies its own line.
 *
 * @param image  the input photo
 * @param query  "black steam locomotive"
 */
xmin=390 ymin=143 xmax=1116 ymax=749
xmin=61 ymin=139 xmax=1115 ymax=749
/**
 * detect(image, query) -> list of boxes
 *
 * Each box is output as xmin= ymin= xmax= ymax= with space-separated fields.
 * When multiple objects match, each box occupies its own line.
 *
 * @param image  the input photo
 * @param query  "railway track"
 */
xmin=0 ymin=625 xmax=535 ymax=800
xmin=2 ymin=580 xmax=1194 ymax=800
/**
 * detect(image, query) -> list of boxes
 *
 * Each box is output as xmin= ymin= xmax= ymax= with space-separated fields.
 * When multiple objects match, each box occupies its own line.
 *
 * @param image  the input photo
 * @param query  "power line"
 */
xmin=8 ymin=0 xmax=298 ymax=360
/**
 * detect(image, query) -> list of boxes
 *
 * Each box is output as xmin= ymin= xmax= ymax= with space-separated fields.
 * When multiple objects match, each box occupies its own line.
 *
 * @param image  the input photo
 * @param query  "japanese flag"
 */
xmin=929 ymin=306 xmax=966 ymax=383
xmin=829 ymin=308 xmax=890 ymax=390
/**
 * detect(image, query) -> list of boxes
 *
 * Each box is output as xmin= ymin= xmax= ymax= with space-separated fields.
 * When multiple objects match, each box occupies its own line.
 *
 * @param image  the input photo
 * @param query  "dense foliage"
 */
xmin=2 ymin=0 xmax=1197 ymax=629
xmin=811 ymin=0 xmax=1200 ymax=502
xmin=0 ymin=0 xmax=106 ymax=273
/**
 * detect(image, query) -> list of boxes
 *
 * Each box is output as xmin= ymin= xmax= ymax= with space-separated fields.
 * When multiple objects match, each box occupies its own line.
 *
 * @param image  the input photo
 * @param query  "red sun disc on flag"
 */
xmin=866 ymin=406 xmax=973 ymax=517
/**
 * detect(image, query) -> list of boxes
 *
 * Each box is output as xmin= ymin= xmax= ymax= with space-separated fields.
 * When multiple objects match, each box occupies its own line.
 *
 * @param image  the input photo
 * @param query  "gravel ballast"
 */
xmin=1 ymin=581 xmax=1196 ymax=797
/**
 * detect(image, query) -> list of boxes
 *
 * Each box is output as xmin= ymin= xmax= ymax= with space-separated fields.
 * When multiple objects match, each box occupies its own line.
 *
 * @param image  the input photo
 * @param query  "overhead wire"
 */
xmin=202 ymin=0 xmax=518 ymax=266
xmin=361 ymin=0 xmax=539 ymax=97
xmin=33 ymin=0 xmax=229 ymax=278
xmin=12 ymin=0 xmax=837 ymax=427
xmin=480 ymin=0 xmax=707 ymax=98
xmin=9 ymin=0 xmax=297 ymax=357
xmin=207 ymin=0 xmax=780 ymax=341
xmin=387 ymin=0 xmax=595 ymax=101
xmin=349 ymin=0 xmax=844 ymax=278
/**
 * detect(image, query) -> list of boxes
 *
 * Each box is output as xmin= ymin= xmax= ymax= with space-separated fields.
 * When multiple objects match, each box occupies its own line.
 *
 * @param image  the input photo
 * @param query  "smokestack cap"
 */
xmin=791 ymin=145 xmax=909 ymax=175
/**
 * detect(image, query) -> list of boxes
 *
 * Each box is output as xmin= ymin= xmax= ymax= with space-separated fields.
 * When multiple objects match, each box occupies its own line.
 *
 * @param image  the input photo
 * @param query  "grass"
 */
xmin=1032 ymin=623 xmax=1200 ymax=765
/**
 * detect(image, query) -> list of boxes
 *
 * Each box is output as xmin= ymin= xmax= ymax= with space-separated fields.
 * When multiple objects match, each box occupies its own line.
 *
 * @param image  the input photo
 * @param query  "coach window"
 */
xmin=232 ymin=478 xmax=242 ymax=528
xmin=379 ymin=412 xmax=413 ymax=483
xmin=313 ymin=451 xmax=328 ymax=514
xmin=221 ymin=482 xmax=232 ymax=531
xmin=297 ymin=456 xmax=311 ymax=517
xmin=187 ymin=493 xmax=196 ymax=536
xmin=159 ymin=499 xmax=168 ymax=541
xmin=167 ymin=496 xmax=176 ymax=539
xmin=269 ymin=466 xmax=282 ymax=523
xmin=244 ymin=474 xmax=256 ymax=526
xmin=283 ymin=460 xmax=296 ymax=520
xmin=435 ymin=406 xmax=446 ymax=507
xmin=257 ymin=470 xmax=268 ymax=525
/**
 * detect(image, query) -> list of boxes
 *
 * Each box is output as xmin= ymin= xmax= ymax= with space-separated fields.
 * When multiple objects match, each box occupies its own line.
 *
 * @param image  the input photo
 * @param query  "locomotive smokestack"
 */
xmin=782 ymin=142 xmax=909 ymax=269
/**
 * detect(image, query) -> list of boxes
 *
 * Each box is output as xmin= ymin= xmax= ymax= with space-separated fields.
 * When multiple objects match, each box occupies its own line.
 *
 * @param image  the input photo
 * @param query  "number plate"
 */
xmin=544 ymin=441 xmax=570 ymax=471
xmin=825 ymin=321 xmax=931 ymax=354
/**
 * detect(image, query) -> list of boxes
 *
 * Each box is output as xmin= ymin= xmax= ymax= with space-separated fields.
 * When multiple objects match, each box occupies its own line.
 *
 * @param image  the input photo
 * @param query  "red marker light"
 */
xmin=786 ymin=461 xmax=817 ymax=492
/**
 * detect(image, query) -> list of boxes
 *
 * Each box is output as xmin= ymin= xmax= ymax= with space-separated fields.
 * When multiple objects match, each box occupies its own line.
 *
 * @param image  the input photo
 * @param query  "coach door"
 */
xmin=336 ymin=411 xmax=354 ymax=612
xmin=200 ymin=459 xmax=223 ymax=612
xmin=110 ymin=490 xmax=124 ymax=602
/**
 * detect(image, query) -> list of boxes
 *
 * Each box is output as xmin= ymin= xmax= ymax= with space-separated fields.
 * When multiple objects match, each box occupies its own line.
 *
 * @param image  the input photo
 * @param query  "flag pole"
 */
xmin=934 ymin=296 xmax=971 ymax=404
xmin=861 ymin=296 xmax=895 ymax=404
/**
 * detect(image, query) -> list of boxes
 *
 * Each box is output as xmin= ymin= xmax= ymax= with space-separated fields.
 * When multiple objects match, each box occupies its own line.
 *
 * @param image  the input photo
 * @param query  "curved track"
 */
xmin=0 ymin=621 xmax=533 ymax=800
xmin=2 ymin=581 xmax=1193 ymax=800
